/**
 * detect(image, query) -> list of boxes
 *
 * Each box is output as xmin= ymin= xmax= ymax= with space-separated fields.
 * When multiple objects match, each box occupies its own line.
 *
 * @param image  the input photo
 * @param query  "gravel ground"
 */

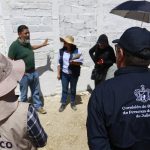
xmin=38 ymin=92 xmax=90 ymax=150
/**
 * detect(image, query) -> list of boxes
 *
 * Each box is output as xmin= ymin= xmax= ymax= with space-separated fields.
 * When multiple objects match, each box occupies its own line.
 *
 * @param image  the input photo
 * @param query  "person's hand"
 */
xmin=97 ymin=58 xmax=104 ymax=65
xmin=70 ymin=60 xmax=77 ymax=65
xmin=57 ymin=74 xmax=61 ymax=80
xmin=70 ymin=60 xmax=81 ymax=66
xmin=70 ymin=60 xmax=73 ymax=63
xmin=42 ymin=39 xmax=49 ymax=46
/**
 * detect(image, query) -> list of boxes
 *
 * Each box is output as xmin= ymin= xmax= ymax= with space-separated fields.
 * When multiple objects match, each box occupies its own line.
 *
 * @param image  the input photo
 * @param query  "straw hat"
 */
xmin=0 ymin=53 xmax=25 ymax=121
xmin=60 ymin=35 xmax=75 ymax=45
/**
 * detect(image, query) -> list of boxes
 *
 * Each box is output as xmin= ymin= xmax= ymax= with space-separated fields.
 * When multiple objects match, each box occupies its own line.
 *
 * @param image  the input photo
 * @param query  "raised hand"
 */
xmin=42 ymin=39 xmax=49 ymax=46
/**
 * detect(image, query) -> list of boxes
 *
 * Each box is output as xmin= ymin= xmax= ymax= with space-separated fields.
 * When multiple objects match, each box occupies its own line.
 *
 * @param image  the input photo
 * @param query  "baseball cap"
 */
xmin=112 ymin=27 xmax=150 ymax=59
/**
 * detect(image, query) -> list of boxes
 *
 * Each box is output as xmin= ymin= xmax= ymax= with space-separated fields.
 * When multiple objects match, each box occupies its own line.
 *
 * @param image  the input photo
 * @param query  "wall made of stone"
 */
xmin=0 ymin=0 xmax=150 ymax=96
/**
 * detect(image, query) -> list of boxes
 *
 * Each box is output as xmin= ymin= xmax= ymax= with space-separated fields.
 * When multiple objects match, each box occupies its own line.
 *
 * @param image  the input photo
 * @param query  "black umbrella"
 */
xmin=110 ymin=0 xmax=150 ymax=23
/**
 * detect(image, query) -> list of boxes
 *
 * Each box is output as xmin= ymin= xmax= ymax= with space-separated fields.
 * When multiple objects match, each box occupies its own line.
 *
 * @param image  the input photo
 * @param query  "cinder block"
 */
xmin=23 ymin=3 xmax=39 ymax=9
xmin=9 ymin=2 xmax=24 ymax=9
xmin=84 ymin=21 xmax=97 ymax=29
xmin=29 ymin=25 xmax=52 ymax=32
xmin=59 ymin=5 xmax=71 ymax=13
xmin=78 ymin=14 xmax=96 ymax=22
xmin=71 ymin=22 xmax=85 ymax=30
xmin=78 ymin=0 xmax=96 ymax=6
xmin=64 ymin=0 xmax=78 ymax=6
xmin=71 ymin=5 xmax=85 ymax=14
xmin=11 ymin=18 xmax=26 ymax=25
xmin=42 ymin=17 xmax=52 ymax=25
xmin=11 ymin=9 xmax=23 ymax=17
xmin=23 ymin=9 xmax=51 ymax=17
xmin=60 ymin=22 xmax=72 ymax=29
xmin=17 ymin=0 xmax=49 ymax=3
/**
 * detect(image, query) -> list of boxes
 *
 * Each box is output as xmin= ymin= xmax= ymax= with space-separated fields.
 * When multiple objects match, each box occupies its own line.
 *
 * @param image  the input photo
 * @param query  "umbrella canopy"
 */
xmin=110 ymin=0 xmax=150 ymax=23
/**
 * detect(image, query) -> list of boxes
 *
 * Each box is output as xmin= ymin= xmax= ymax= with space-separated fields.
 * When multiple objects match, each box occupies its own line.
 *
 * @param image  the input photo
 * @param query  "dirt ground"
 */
xmin=38 ymin=91 xmax=90 ymax=150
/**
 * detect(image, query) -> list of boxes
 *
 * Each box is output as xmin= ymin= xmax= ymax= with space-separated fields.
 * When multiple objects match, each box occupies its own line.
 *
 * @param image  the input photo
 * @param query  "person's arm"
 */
xmin=27 ymin=105 xmax=48 ymax=148
xmin=97 ymin=47 xmax=116 ymax=67
xmin=69 ymin=61 xmax=81 ymax=66
xmin=86 ymin=89 xmax=112 ymax=150
xmin=89 ymin=44 xmax=97 ymax=63
xmin=32 ymin=39 xmax=49 ymax=50
xmin=57 ymin=65 xmax=61 ymax=80
xmin=57 ymin=51 xmax=61 ymax=80
xmin=8 ymin=43 xmax=16 ymax=60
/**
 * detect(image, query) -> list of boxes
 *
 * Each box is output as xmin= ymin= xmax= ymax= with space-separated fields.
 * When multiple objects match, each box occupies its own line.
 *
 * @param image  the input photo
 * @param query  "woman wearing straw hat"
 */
xmin=0 ymin=53 xmax=47 ymax=149
xmin=57 ymin=35 xmax=83 ymax=112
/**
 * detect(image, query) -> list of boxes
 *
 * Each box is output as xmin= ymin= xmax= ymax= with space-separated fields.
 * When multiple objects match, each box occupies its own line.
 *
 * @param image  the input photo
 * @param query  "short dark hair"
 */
xmin=97 ymin=34 xmax=108 ymax=45
xmin=62 ymin=44 xmax=77 ymax=52
xmin=17 ymin=25 xmax=28 ymax=33
xmin=124 ymin=49 xmax=150 ymax=66
xmin=71 ymin=44 xmax=77 ymax=52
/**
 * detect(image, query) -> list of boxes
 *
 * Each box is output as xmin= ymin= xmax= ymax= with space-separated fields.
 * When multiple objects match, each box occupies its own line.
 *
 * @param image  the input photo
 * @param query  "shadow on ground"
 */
xmin=65 ymin=94 xmax=83 ymax=106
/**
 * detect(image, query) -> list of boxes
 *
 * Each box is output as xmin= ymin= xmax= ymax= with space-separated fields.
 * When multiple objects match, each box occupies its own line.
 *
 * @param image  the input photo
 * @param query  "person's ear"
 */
xmin=117 ymin=48 xmax=125 ymax=61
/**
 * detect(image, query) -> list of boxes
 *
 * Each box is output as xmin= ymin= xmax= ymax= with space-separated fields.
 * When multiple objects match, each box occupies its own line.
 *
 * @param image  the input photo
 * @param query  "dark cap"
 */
xmin=112 ymin=27 xmax=150 ymax=59
xmin=97 ymin=34 xmax=108 ymax=44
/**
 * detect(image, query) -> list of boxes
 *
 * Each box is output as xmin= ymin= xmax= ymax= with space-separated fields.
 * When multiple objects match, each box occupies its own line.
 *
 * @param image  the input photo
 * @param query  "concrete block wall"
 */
xmin=0 ymin=0 xmax=150 ymax=96
xmin=0 ymin=17 xmax=6 ymax=55
xmin=0 ymin=1 xmax=8 ymax=55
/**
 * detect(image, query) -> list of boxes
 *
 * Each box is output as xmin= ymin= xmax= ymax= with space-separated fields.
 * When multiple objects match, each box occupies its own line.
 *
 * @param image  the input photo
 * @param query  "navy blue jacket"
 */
xmin=59 ymin=48 xmax=81 ymax=77
xmin=87 ymin=66 xmax=150 ymax=150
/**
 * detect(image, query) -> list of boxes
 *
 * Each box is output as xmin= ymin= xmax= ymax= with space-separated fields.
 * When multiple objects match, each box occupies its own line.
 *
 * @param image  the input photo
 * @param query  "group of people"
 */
xmin=87 ymin=27 xmax=150 ymax=150
xmin=1 ymin=24 xmax=150 ymax=150
xmin=7 ymin=25 xmax=115 ymax=114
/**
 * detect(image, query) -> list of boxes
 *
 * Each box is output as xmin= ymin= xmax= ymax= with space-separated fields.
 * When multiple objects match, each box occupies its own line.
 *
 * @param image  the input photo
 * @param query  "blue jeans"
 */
xmin=61 ymin=72 xmax=79 ymax=105
xmin=19 ymin=71 xmax=43 ymax=110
